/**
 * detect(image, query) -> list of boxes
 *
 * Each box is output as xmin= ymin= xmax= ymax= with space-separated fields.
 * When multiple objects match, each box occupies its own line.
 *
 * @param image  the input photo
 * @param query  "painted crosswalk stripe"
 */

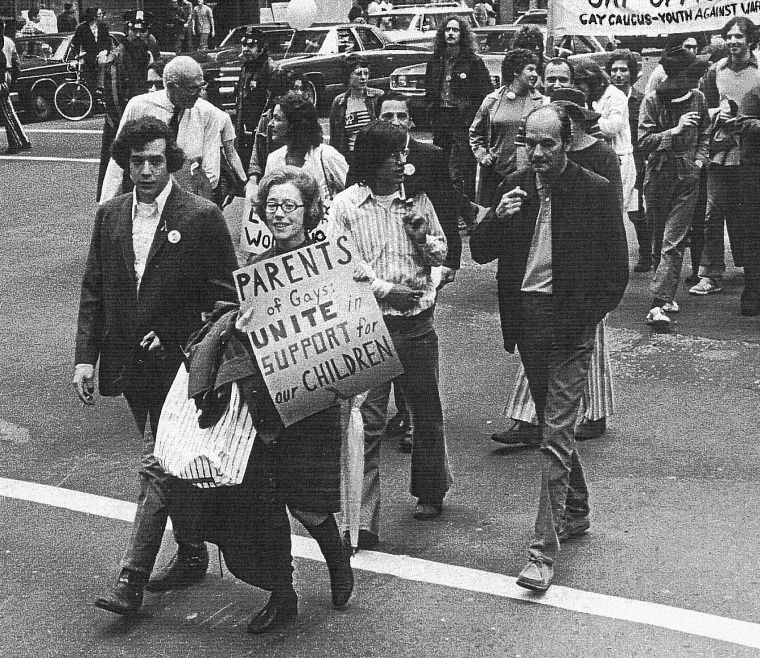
xmin=0 ymin=155 xmax=99 ymax=163
xmin=2 ymin=476 xmax=759 ymax=650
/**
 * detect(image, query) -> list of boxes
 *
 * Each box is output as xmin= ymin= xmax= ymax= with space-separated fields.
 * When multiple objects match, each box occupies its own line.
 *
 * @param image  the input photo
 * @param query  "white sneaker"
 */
xmin=689 ymin=277 xmax=722 ymax=295
xmin=646 ymin=306 xmax=671 ymax=328
xmin=662 ymin=300 xmax=679 ymax=313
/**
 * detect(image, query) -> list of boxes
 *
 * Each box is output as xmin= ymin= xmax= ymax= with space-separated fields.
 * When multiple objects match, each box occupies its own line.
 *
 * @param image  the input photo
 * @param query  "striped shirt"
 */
xmin=328 ymin=184 xmax=447 ymax=317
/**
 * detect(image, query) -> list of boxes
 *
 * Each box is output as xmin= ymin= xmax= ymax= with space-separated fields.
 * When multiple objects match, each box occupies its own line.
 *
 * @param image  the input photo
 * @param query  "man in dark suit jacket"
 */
xmin=470 ymin=105 xmax=628 ymax=592
xmin=73 ymin=116 xmax=238 ymax=615
xmin=67 ymin=6 xmax=111 ymax=92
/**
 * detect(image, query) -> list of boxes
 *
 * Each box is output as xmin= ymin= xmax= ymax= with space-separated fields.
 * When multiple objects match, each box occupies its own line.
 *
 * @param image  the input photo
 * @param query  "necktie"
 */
xmin=169 ymin=106 xmax=184 ymax=139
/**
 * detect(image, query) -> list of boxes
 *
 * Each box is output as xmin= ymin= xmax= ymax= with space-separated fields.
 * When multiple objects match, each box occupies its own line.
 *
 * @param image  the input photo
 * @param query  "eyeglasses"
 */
xmin=265 ymin=200 xmax=304 ymax=214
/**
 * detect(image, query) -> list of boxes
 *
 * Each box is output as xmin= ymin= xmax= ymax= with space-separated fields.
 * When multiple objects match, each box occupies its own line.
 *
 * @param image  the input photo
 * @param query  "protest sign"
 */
xmin=234 ymin=236 xmax=404 ymax=426
xmin=549 ymin=0 xmax=760 ymax=37
xmin=240 ymin=195 xmax=274 ymax=256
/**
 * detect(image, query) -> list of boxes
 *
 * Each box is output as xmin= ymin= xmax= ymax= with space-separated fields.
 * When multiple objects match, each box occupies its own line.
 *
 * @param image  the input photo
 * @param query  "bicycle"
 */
xmin=54 ymin=58 xmax=95 ymax=121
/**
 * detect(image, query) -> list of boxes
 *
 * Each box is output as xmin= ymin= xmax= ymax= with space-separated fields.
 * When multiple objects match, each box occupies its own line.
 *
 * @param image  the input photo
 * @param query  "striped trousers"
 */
xmin=0 ymin=84 xmax=30 ymax=152
xmin=504 ymin=318 xmax=614 ymax=424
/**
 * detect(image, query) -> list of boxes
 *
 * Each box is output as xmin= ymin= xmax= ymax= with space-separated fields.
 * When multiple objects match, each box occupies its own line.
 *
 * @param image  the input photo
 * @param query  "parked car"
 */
xmin=390 ymin=25 xmax=623 ymax=122
xmin=12 ymin=31 xmax=127 ymax=121
xmin=366 ymin=3 xmax=476 ymax=48
xmin=202 ymin=22 xmax=431 ymax=116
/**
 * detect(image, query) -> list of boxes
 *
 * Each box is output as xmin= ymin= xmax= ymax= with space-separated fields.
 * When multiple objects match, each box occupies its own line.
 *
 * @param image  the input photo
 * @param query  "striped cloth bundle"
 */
xmin=155 ymin=364 xmax=257 ymax=489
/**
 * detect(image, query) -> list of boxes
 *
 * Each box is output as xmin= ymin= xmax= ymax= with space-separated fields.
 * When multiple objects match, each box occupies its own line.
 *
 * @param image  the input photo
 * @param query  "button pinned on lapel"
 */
xmin=168 ymin=230 xmax=181 ymax=244
xmin=404 ymin=163 xmax=416 ymax=176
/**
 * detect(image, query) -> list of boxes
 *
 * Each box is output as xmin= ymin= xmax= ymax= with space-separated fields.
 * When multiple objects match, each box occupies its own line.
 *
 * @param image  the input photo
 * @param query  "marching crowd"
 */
xmin=30 ymin=6 xmax=755 ymax=636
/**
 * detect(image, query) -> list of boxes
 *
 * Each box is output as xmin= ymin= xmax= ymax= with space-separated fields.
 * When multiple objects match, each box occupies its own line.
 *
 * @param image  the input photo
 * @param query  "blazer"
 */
xmin=405 ymin=137 xmax=461 ymax=269
xmin=68 ymin=20 xmax=111 ymax=65
xmin=469 ymin=161 xmax=629 ymax=352
xmin=74 ymin=183 xmax=239 ymax=399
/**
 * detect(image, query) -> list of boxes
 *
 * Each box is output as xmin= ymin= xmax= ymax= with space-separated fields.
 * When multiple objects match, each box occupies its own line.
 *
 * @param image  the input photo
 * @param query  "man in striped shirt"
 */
xmin=329 ymin=121 xmax=451 ymax=548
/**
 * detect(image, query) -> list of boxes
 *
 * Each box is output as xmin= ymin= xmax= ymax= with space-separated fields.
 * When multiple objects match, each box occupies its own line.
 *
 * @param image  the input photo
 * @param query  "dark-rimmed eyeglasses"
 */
xmin=265 ymin=200 xmax=304 ymax=214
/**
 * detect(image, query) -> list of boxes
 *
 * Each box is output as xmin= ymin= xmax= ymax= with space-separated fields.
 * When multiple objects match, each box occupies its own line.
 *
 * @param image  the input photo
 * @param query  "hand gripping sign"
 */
xmin=234 ymin=235 xmax=404 ymax=426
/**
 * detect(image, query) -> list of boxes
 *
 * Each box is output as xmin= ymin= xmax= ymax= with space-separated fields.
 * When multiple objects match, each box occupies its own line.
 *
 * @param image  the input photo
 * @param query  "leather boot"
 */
xmin=307 ymin=515 xmax=354 ymax=609
xmin=94 ymin=568 xmax=148 ymax=615
xmin=246 ymin=587 xmax=298 ymax=634
xmin=633 ymin=221 xmax=652 ymax=272
xmin=146 ymin=543 xmax=209 ymax=592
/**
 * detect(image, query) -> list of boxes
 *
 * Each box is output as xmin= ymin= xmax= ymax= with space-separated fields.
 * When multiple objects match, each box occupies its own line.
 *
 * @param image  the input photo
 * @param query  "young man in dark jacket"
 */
xmin=424 ymin=16 xmax=492 ymax=231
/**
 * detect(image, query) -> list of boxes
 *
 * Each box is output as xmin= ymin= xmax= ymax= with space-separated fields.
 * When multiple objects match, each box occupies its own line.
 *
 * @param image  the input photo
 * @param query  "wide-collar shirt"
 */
xmin=132 ymin=178 xmax=173 ymax=290
xmin=521 ymin=175 xmax=553 ymax=294
xmin=328 ymin=183 xmax=447 ymax=316
xmin=100 ymin=90 xmax=220 ymax=202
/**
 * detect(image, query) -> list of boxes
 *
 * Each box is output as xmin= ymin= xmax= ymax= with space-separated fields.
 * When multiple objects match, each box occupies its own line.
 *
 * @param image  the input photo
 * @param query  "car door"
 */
xmin=354 ymin=25 xmax=396 ymax=80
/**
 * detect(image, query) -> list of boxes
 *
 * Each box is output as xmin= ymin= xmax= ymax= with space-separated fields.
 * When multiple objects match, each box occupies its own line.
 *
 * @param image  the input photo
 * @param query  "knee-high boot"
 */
xmin=305 ymin=514 xmax=354 ymax=609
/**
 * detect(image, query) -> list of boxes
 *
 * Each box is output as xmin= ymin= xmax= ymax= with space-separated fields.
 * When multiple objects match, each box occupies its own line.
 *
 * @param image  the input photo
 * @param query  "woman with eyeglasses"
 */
xmin=193 ymin=165 xmax=352 ymax=634
xmin=263 ymin=91 xmax=348 ymax=221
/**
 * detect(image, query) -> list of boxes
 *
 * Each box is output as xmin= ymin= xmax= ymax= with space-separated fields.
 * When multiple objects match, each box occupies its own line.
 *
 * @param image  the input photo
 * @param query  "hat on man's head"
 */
xmin=241 ymin=27 xmax=265 ymax=47
xmin=659 ymin=46 xmax=696 ymax=78
xmin=123 ymin=9 xmax=152 ymax=29
xmin=656 ymin=48 xmax=709 ymax=100
xmin=550 ymin=87 xmax=601 ymax=122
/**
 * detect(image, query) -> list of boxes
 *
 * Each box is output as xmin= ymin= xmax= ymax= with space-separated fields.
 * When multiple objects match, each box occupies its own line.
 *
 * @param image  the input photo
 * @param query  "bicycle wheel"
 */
xmin=54 ymin=81 xmax=93 ymax=121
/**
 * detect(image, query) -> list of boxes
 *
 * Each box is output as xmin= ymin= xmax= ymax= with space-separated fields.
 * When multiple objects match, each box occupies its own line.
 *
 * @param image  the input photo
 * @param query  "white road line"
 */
xmin=0 ymin=155 xmax=98 ymax=163
xmin=24 ymin=128 xmax=102 ymax=134
xmin=2 ymin=476 xmax=759 ymax=650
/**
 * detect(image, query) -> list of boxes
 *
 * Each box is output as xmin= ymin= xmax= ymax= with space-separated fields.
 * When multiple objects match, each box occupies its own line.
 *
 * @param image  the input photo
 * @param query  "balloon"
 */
xmin=287 ymin=0 xmax=318 ymax=30
xmin=313 ymin=0 xmax=351 ymax=23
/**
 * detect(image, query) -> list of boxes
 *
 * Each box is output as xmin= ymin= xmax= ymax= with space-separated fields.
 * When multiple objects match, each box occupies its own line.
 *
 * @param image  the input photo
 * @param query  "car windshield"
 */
xmin=16 ymin=36 xmax=69 ymax=65
xmin=475 ymin=31 xmax=517 ymax=53
xmin=369 ymin=14 xmax=414 ymax=30
xmin=219 ymin=27 xmax=295 ymax=57
xmin=288 ymin=30 xmax=328 ymax=54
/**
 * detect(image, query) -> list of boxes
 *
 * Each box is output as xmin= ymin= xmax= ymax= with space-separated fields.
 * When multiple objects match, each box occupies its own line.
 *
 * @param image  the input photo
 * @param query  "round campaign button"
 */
xmin=459 ymin=72 xmax=467 ymax=79
xmin=168 ymin=230 xmax=181 ymax=244
xmin=506 ymin=91 xmax=516 ymax=100
xmin=404 ymin=163 xmax=416 ymax=176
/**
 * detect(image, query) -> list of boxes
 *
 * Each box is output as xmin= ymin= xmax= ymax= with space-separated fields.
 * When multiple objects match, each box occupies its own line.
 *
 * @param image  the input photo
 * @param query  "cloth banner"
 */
xmin=155 ymin=364 xmax=257 ymax=489
xmin=549 ymin=0 xmax=760 ymax=36
xmin=234 ymin=235 xmax=404 ymax=426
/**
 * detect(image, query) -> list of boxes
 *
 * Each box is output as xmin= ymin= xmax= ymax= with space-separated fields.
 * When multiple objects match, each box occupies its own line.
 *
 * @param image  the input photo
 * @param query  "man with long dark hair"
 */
xmin=424 ymin=16 xmax=492 ymax=231
xmin=330 ymin=121 xmax=451 ymax=547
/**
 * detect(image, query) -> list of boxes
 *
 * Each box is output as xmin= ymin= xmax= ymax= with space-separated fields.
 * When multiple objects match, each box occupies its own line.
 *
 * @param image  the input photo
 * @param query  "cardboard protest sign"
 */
xmin=234 ymin=236 xmax=404 ymax=426
xmin=240 ymin=196 xmax=274 ymax=256
xmin=549 ymin=0 xmax=758 ymax=36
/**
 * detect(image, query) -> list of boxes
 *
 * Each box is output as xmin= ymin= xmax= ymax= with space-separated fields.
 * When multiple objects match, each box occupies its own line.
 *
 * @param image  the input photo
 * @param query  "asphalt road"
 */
xmin=1 ymin=119 xmax=760 ymax=657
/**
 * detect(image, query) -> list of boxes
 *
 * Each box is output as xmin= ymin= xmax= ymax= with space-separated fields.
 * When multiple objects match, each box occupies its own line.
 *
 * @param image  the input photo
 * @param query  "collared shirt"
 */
xmin=100 ymin=90 xmax=221 ymax=203
xmin=90 ymin=22 xmax=99 ymax=40
xmin=521 ymin=176 xmax=552 ymax=293
xmin=329 ymin=184 xmax=447 ymax=316
xmin=132 ymin=178 xmax=173 ymax=289
xmin=593 ymin=84 xmax=633 ymax=156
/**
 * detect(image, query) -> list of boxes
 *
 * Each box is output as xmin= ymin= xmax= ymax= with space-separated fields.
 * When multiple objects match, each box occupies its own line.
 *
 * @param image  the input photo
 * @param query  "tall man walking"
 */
xmin=470 ymin=105 xmax=628 ymax=591
xmin=73 ymin=116 xmax=238 ymax=614
xmin=424 ymin=16 xmax=491 ymax=231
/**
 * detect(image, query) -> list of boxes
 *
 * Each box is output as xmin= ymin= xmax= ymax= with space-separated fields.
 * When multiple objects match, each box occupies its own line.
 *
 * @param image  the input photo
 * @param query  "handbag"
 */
xmin=154 ymin=364 xmax=257 ymax=489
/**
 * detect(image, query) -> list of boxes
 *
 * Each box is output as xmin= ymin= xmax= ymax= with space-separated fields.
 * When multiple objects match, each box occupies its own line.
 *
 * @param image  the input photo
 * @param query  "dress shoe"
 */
xmin=246 ymin=588 xmax=298 ymax=634
xmin=558 ymin=517 xmax=590 ymax=543
xmin=575 ymin=418 xmax=606 ymax=441
xmin=356 ymin=529 xmax=380 ymax=550
xmin=516 ymin=559 xmax=553 ymax=592
xmin=94 ymin=568 xmax=147 ymax=615
xmin=413 ymin=500 xmax=442 ymax=521
xmin=398 ymin=435 xmax=413 ymax=453
xmin=146 ymin=544 xmax=209 ymax=592
xmin=491 ymin=420 xmax=543 ymax=446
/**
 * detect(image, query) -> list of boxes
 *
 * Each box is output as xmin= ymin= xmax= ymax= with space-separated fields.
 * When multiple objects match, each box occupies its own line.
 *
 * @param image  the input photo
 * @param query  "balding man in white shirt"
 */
xmin=99 ymin=56 xmax=221 ymax=202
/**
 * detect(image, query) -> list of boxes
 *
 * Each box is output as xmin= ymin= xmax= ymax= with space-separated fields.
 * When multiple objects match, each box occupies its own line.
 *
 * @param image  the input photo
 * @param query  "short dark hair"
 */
xmin=572 ymin=59 xmax=609 ymax=101
xmin=378 ymin=91 xmax=410 ymax=113
xmin=84 ymin=7 xmax=99 ymax=21
xmin=64 ymin=2 xmax=73 ymax=9
xmin=722 ymin=17 xmax=759 ymax=49
xmin=255 ymin=166 xmax=324 ymax=233
xmin=27 ymin=7 xmax=39 ymax=20
xmin=341 ymin=52 xmax=370 ymax=84
xmin=544 ymin=57 xmax=575 ymax=83
xmin=501 ymin=48 xmax=539 ymax=87
xmin=347 ymin=121 xmax=406 ymax=188
xmin=274 ymin=91 xmax=323 ymax=151
xmin=526 ymin=104 xmax=572 ymax=146
xmin=605 ymin=48 xmax=639 ymax=82
xmin=111 ymin=116 xmax=185 ymax=172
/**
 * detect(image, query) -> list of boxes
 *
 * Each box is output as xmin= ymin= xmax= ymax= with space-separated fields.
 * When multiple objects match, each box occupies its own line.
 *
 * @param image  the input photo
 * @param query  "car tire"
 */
xmin=30 ymin=89 xmax=56 ymax=122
